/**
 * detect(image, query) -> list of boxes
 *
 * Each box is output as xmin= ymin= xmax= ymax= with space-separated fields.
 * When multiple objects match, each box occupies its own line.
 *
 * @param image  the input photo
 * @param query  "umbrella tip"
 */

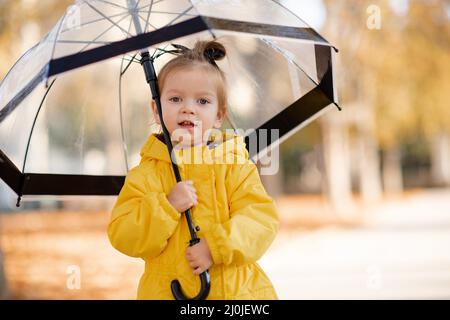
xmin=16 ymin=196 xmax=22 ymax=207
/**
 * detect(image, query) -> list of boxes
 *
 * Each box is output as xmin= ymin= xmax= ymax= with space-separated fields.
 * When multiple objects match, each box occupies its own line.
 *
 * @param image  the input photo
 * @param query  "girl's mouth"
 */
xmin=178 ymin=120 xmax=196 ymax=129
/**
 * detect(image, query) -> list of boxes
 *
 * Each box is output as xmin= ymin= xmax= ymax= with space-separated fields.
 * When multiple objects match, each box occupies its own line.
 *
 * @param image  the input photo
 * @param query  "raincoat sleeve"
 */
xmin=108 ymin=165 xmax=181 ymax=259
xmin=203 ymin=162 xmax=279 ymax=266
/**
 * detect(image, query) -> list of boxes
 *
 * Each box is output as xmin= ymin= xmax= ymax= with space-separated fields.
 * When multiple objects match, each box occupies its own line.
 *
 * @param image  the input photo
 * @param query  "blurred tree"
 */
xmin=405 ymin=1 xmax=450 ymax=186
xmin=374 ymin=0 xmax=450 ymax=190
xmin=0 ymin=0 xmax=73 ymax=78
xmin=321 ymin=0 xmax=450 ymax=199
xmin=369 ymin=1 xmax=412 ymax=194
xmin=321 ymin=0 xmax=383 ymax=212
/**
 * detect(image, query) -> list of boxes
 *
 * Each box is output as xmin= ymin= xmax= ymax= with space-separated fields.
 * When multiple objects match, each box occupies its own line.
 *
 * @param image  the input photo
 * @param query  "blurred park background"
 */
xmin=0 ymin=0 xmax=449 ymax=299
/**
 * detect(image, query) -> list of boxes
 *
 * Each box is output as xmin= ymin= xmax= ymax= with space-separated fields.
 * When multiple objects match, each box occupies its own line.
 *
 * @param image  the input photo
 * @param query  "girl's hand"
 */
xmin=167 ymin=180 xmax=198 ymax=213
xmin=186 ymin=238 xmax=213 ymax=275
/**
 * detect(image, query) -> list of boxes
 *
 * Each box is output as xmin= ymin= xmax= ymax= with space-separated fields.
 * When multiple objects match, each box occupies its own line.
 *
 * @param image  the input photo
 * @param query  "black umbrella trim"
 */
xmin=203 ymin=17 xmax=328 ymax=43
xmin=0 ymin=147 xmax=125 ymax=197
xmin=22 ymin=173 xmax=125 ymax=196
xmin=0 ymin=149 xmax=22 ymax=195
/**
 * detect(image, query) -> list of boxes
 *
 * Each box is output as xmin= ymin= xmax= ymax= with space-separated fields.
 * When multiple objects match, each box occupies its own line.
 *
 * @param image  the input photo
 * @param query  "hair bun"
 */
xmin=191 ymin=41 xmax=226 ymax=67
xmin=202 ymin=41 xmax=226 ymax=62
xmin=170 ymin=41 xmax=226 ymax=67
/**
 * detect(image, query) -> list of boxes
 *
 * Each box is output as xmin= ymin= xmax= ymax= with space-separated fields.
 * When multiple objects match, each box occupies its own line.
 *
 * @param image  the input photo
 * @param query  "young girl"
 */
xmin=108 ymin=41 xmax=280 ymax=300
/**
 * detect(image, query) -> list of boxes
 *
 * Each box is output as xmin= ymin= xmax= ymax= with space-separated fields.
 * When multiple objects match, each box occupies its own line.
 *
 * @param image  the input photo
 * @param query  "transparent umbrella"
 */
xmin=0 ymin=0 xmax=339 ymax=299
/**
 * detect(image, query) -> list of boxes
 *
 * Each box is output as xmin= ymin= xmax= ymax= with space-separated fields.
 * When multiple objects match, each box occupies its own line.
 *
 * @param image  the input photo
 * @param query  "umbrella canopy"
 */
xmin=0 ymin=0 xmax=339 ymax=200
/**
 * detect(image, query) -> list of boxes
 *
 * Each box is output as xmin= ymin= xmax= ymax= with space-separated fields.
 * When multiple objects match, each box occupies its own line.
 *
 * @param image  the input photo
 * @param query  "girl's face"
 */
xmin=152 ymin=67 xmax=224 ymax=147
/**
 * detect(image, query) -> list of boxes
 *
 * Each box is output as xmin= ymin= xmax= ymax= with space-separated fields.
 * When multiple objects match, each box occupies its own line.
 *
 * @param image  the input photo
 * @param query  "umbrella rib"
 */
xmin=129 ymin=0 xmax=146 ymax=33
xmin=77 ymin=12 xmax=132 ymax=52
xmin=134 ymin=0 xmax=142 ymax=10
xmin=118 ymin=68 xmax=129 ymax=172
xmin=164 ymin=5 xmax=194 ymax=27
xmin=137 ymin=13 xmax=157 ymax=31
xmin=49 ymin=11 xmax=70 ymax=79
xmin=117 ymin=8 xmax=137 ymax=172
xmin=120 ymin=56 xmax=140 ymax=65
xmin=136 ymin=0 xmax=164 ymax=11
xmin=151 ymin=43 xmax=173 ymax=59
xmin=122 ymin=15 xmax=138 ymax=69
xmin=57 ymin=40 xmax=113 ymax=45
xmin=95 ymin=0 xmax=129 ymax=10
xmin=261 ymin=38 xmax=322 ymax=89
xmin=83 ymin=1 xmax=133 ymax=37
xmin=187 ymin=0 xmax=217 ymax=40
xmin=21 ymin=79 xmax=57 ymax=174
xmin=139 ymin=10 xmax=198 ymax=16
xmin=119 ymin=18 xmax=138 ymax=75
xmin=121 ymin=16 xmax=138 ymax=70
xmin=60 ymin=12 xmax=130 ymax=34
xmin=120 ymin=53 xmax=139 ymax=75
xmin=117 ymin=0 xmax=156 ymax=173
xmin=143 ymin=0 xmax=154 ymax=33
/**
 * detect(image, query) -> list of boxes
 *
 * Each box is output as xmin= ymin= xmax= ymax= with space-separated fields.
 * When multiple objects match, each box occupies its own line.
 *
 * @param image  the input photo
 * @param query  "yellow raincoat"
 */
xmin=108 ymin=132 xmax=279 ymax=299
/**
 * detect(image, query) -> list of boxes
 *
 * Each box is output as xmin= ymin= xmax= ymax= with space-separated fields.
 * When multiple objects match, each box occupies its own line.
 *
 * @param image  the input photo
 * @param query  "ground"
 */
xmin=1 ymin=189 xmax=449 ymax=299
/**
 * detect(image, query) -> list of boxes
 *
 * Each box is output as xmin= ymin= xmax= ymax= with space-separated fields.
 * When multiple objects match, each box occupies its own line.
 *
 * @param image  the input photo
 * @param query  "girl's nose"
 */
xmin=181 ymin=103 xmax=196 ymax=114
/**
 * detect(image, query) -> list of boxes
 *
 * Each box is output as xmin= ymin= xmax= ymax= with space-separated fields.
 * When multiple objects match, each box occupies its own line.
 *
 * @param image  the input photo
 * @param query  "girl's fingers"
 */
xmin=184 ymin=186 xmax=197 ymax=194
xmin=188 ymin=186 xmax=197 ymax=194
xmin=189 ymin=192 xmax=197 ymax=198
xmin=193 ymin=266 xmax=204 ymax=275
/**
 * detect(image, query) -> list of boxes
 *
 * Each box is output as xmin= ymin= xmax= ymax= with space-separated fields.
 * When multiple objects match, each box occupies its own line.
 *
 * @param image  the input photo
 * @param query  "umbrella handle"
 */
xmin=170 ymin=238 xmax=211 ymax=300
xmin=171 ymin=272 xmax=211 ymax=300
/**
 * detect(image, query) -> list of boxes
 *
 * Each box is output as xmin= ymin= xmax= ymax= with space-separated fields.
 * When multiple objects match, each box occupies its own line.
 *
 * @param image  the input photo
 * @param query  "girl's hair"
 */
xmin=157 ymin=40 xmax=228 ymax=117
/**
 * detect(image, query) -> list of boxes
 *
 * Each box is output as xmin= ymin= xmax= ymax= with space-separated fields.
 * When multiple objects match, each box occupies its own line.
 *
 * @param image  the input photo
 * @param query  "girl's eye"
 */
xmin=169 ymin=97 xmax=181 ymax=103
xmin=198 ymin=98 xmax=210 ymax=105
